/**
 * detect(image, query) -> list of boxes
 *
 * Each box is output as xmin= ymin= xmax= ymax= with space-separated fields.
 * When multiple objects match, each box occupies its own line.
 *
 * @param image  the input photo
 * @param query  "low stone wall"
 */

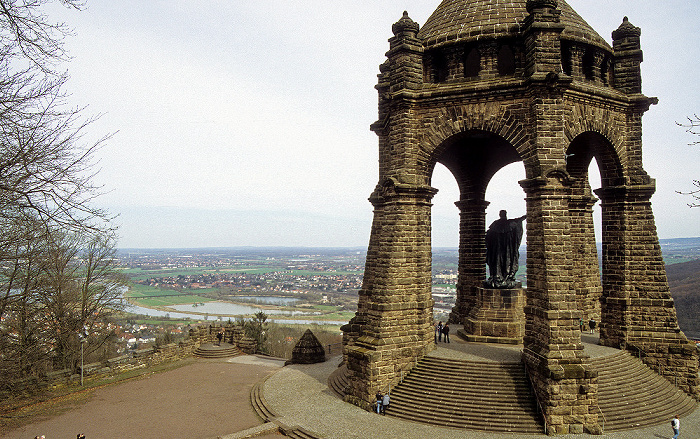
xmin=4 ymin=323 xmax=256 ymax=398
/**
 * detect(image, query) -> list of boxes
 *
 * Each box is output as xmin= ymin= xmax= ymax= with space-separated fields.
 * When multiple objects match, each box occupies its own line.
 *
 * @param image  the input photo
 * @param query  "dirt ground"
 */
xmin=0 ymin=357 xmax=283 ymax=439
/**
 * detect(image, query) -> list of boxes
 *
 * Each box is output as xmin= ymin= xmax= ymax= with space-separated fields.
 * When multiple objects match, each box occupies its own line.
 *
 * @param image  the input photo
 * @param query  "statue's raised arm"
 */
xmin=484 ymin=210 xmax=526 ymax=289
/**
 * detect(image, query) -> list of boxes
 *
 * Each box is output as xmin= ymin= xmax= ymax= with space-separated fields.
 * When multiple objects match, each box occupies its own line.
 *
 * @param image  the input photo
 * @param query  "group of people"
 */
xmin=375 ymin=391 xmax=390 ymax=415
xmin=435 ymin=321 xmax=450 ymax=343
xmin=579 ymin=318 xmax=597 ymax=334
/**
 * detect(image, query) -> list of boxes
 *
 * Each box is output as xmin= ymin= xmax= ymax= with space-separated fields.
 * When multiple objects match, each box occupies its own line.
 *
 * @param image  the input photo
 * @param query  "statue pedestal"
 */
xmin=458 ymin=286 xmax=525 ymax=344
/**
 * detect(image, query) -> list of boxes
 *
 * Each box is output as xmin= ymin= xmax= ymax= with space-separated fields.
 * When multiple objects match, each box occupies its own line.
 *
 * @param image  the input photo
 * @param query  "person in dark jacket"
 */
xmin=442 ymin=323 xmax=450 ymax=343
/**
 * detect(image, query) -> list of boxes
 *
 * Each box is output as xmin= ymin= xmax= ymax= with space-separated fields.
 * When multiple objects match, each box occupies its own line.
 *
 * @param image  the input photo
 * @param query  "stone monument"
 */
xmin=484 ymin=210 xmax=526 ymax=289
xmin=342 ymin=1 xmax=699 ymax=434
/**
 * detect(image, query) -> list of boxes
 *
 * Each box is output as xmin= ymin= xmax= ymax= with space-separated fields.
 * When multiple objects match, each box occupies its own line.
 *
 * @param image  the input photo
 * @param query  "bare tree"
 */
xmin=0 ymin=0 xmax=123 ymax=392
xmin=676 ymin=115 xmax=700 ymax=207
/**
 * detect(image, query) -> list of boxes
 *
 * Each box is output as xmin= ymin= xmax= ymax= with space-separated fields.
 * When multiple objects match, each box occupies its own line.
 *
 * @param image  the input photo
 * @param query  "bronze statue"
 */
xmin=484 ymin=210 xmax=526 ymax=289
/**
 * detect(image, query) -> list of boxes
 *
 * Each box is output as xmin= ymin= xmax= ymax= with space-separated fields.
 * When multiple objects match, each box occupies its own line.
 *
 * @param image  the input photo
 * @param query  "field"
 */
xmin=125 ymin=283 xmax=215 ymax=307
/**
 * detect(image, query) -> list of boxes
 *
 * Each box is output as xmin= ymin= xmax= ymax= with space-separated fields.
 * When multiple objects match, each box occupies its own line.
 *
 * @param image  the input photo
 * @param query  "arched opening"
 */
xmin=464 ymin=47 xmax=480 ymax=78
xmin=428 ymin=130 xmax=524 ymax=327
xmin=582 ymin=48 xmax=595 ymax=81
xmin=561 ymin=41 xmax=572 ymax=76
xmin=431 ymin=162 xmax=460 ymax=323
xmin=566 ymin=132 xmax=623 ymax=324
xmin=497 ymin=44 xmax=516 ymax=76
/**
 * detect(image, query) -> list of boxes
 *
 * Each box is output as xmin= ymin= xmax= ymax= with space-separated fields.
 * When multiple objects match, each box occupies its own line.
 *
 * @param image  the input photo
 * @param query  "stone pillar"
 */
xmin=449 ymin=199 xmax=488 ymax=325
xmin=344 ymin=181 xmax=437 ymax=410
xmin=521 ymin=176 xmax=600 ymax=435
xmin=479 ymin=40 xmax=499 ymax=80
xmin=596 ymin=183 xmax=699 ymax=398
xmin=523 ymin=0 xmax=564 ymax=79
xmin=568 ymin=179 xmax=601 ymax=323
xmin=568 ymin=45 xmax=584 ymax=80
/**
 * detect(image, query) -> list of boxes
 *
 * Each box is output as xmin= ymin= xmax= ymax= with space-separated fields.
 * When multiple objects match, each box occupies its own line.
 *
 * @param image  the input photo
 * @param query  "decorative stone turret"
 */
xmin=612 ymin=17 xmax=643 ymax=94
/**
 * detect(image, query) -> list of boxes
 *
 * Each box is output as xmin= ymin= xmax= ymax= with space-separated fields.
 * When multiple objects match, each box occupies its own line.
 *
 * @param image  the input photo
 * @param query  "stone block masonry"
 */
xmin=343 ymin=1 xmax=697 ymax=435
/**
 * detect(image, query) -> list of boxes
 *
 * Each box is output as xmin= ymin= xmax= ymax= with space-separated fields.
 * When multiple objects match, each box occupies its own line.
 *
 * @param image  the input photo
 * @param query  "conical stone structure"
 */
xmin=285 ymin=329 xmax=326 ymax=365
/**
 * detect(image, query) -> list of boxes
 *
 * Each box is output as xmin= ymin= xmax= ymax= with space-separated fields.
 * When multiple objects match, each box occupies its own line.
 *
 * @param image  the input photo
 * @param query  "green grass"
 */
xmin=125 ymin=284 xmax=215 ymax=307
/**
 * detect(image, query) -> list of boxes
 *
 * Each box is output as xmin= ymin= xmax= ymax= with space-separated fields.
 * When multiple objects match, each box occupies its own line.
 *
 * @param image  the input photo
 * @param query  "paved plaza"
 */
xmin=2 ymin=335 xmax=697 ymax=439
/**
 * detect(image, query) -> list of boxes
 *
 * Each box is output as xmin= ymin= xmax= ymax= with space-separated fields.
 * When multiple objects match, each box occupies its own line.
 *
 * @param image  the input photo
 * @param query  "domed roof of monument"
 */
xmin=417 ymin=0 xmax=610 ymax=51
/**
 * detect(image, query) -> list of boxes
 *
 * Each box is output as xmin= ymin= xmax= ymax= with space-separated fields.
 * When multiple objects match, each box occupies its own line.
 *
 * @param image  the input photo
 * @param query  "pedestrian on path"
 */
xmin=217 ymin=327 xmax=224 ymax=345
xmin=381 ymin=392 xmax=390 ymax=415
xmin=442 ymin=323 xmax=450 ymax=343
xmin=376 ymin=391 xmax=383 ymax=414
xmin=437 ymin=321 xmax=443 ymax=342
xmin=671 ymin=414 xmax=680 ymax=439
xmin=588 ymin=319 xmax=596 ymax=334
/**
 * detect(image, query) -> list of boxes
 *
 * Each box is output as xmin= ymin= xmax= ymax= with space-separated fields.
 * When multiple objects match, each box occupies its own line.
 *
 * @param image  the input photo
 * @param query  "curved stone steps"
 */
xmin=327 ymin=364 xmax=350 ymax=398
xmin=193 ymin=343 xmax=242 ymax=359
xmin=250 ymin=375 xmax=278 ymax=422
xmin=591 ymin=350 xmax=698 ymax=432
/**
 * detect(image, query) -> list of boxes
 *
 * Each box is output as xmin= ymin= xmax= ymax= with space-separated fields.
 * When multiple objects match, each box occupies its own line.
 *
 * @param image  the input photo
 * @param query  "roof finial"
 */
xmin=392 ymin=11 xmax=419 ymax=36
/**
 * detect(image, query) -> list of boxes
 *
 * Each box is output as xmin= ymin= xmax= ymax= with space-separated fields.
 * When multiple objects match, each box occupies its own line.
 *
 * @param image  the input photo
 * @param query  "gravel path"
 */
xmin=0 ymin=356 xmax=284 ymax=439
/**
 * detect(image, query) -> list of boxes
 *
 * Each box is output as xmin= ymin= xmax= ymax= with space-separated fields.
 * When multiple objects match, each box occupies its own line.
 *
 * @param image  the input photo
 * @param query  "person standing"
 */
xmin=437 ymin=321 xmax=443 ymax=342
xmin=381 ymin=392 xmax=390 ymax=415
xmin=442 ymin=323 xmax=450 ymax=343
xmin=375 ymin=391 xmax=383 ymax=414
xmin=671 ymin=414 xmax=680 ymax=439
xmin=216 ymin=327 xmax=224 ymax=346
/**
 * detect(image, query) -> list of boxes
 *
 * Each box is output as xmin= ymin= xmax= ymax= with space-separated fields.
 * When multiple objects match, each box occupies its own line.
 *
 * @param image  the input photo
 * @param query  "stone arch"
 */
xmin=564 ymin=105 xmax=627 ymax=187
xmin=417 ymin=105 xmax=533 ymax=185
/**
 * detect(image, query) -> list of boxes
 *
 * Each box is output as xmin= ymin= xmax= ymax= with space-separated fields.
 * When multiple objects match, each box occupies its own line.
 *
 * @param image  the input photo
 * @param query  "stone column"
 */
xmin=521 ymin=176 xmax=600 ymax=435
xmin=449 ymin=199 xmax=489 ymax=325
xmin=344 ymin=181 xmax=437 ymax=410
xmin=596 ymin=183 xmax=699 ymax=398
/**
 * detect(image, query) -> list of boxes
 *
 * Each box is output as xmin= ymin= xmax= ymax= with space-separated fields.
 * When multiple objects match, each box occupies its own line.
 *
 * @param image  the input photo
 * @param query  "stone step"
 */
xmin=394 ymin=380 xmax=531 ymax=404
xmin=389 ymin=393 xmax=538 ymax=418
xmin=386 ymin=356 xmax=542 ymax=434
xmin=193 ymin=343 xmax=242 ymax=359
xmin=386 ymin=403 xmax=542 ymax=433
xmin=590 ymin=351 xmax=698 ymax=432
xmin=250 ymin=376 xmax=278 ymax=422
xmin=403 ymin=372 xmax=530 ymax=390
xmin=327 ymin=364 xmax=349 ymax=398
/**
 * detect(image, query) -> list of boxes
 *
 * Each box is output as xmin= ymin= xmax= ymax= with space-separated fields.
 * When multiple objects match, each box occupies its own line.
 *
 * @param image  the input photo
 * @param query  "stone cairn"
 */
xmin=285 ymin=329 xmax=326 ymax=366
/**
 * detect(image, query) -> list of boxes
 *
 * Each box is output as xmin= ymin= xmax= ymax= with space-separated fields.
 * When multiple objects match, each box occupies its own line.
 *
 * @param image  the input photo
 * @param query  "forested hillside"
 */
xmin=667 ymin=259 xmax=700 ymax=339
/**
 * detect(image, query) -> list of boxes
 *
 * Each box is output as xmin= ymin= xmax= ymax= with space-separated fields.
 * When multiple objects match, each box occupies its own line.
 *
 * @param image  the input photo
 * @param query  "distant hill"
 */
xmin=667 ymin=258 xmax=700 ymax=339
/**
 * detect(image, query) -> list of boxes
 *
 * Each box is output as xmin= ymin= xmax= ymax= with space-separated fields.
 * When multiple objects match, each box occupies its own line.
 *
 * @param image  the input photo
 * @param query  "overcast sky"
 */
xmin=48 ymin=1 xmax=700 ymax=248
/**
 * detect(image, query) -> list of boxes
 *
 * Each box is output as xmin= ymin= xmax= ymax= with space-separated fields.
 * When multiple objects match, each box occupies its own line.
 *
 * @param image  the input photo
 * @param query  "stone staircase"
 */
xmin=328 ymin=363 xmax=350 ymax=398
xmin=375 ymin=349 xmax=697 ymax=434
xmin=251 ymin=372 xmax=325 ymax=439
xmin=385 ymin=355 xmax=542 ymax=433
xmin=593 ymin=350 xmax=698 ymax=432
xmin=193 ymin=343 xmax=243 ymax=359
